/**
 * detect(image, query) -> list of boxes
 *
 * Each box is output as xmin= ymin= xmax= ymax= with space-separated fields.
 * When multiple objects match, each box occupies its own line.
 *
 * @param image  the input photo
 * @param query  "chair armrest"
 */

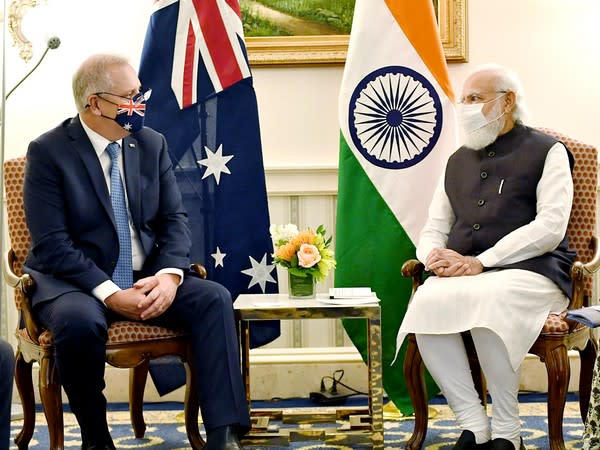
xmin=3 ymin=249 xmax=35 ymax=294
xmin=579 ymin=236 xmax=600 ymax=276
xmin=401 ymin=259 xmax=425 ymax=298
xmin=189 ymin=263 xmax=207 ymax=279
xmin=401 ymin=259 xmax=425 ymax=277
xmin=569 ymin=236 xmax=600 ymax=311
xmin=3 ymin=249 xmax=41 ymax=340
xmin=4 ymin=249 xmax=22 ymax=289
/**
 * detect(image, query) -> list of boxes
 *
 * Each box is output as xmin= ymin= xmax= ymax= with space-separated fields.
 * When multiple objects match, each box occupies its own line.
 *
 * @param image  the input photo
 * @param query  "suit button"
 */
xmin=477 ymin=199 xmax=485 ymax=206
xmin=480 ymin=171 xmax=488 ymax=179
xmin=473 ymin=223 xmax=481 ymax=230
xmin=488 ymin=151 xmax=496 ymax=157
xmin=110 ymin=261 xmax=116 ymax=268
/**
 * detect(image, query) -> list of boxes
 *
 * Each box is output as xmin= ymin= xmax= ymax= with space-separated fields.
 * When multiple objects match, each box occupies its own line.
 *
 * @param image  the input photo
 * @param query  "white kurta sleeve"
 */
xmin=476 ymin=142 xmax=573 ymax=267
xmin=415 ymin=170 xmax=456 ymax=263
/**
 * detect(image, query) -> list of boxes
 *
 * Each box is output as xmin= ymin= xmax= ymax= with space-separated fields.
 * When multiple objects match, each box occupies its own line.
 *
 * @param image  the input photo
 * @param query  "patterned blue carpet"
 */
xmin=9 ymin=396 xmax=585 ymax=449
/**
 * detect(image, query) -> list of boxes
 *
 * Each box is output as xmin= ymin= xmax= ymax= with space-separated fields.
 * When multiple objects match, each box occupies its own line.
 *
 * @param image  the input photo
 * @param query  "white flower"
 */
xmin=269 ymin=223 xmax=299 ymax=244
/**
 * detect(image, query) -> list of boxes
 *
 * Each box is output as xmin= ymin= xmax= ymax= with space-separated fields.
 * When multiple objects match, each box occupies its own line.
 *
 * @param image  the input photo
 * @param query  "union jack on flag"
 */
xmin=140 ymin=0 xmax=280 ymax=395
xmin=152 ymin=0 xmax=251 ymax=109
xmin=117 ymin=98 xmax=146 ymax=116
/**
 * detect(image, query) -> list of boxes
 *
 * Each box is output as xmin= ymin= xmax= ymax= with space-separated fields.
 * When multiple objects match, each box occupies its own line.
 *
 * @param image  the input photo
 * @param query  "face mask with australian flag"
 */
xmin=109 ymin=89 xmax=152 ymax=133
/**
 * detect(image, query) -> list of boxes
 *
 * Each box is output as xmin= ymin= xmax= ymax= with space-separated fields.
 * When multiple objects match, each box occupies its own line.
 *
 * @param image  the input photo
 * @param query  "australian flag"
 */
xmin=139 ymin=0 xmax=280 ymax=394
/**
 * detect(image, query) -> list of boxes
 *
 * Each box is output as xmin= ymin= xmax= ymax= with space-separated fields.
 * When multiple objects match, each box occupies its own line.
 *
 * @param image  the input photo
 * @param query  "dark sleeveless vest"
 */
xmin=444 ymin=124 xmax=576 ymax=297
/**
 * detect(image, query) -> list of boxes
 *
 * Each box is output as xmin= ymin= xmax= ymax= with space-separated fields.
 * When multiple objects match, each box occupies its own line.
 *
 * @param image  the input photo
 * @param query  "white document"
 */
xmin=328 ymin=287 xmax=375 ymax=299
xmin=319 ymin=296 xmax=380 ymax=305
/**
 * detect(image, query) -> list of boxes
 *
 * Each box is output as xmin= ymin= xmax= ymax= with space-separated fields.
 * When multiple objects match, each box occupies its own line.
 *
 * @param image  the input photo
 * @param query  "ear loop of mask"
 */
xmin=87 ymin=95 xmax=119 ymax=121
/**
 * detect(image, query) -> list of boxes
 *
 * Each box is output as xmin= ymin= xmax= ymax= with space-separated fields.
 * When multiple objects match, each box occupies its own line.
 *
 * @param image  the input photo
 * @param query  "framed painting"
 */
xmin=243 ymin=0 xmax=468 ymax=66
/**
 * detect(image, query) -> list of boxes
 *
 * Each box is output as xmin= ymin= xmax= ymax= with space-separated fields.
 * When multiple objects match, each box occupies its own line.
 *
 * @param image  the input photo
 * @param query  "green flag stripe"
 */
xmin=335 ymin=132 xmax=437 ymax=414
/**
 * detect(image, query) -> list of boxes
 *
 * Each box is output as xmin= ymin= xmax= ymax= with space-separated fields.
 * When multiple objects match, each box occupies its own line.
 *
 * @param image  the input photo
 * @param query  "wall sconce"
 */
xmin=7 ymin=0 xmax=41 ymax=63
xmin=3 ymin=0 xmax=60 ymax=98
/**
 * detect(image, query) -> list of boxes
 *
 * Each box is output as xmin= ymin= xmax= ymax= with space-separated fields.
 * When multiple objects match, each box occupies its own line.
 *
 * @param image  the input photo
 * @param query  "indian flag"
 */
xmin=336 ymin=0 xmax=458 ymax=414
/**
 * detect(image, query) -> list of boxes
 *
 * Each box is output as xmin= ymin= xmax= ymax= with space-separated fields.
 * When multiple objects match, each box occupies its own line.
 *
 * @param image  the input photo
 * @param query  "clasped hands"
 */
xmin=105 ymin=273 xmax=179 ymax=321
xmin=425 ymin=248 xmax=483 ymax=277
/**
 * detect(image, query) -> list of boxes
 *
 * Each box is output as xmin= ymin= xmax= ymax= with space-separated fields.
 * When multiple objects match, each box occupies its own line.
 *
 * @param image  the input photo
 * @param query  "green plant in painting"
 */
xmin=241 ymin=0 xmax=354 ymax=36
xmin=241 ymin=2 xmax=293 ymax=36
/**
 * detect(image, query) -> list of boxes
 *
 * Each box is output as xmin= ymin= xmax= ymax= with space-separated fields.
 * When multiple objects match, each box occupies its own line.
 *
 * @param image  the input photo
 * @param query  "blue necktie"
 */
xmin=106 ymin=142 xmax=133 ymax=289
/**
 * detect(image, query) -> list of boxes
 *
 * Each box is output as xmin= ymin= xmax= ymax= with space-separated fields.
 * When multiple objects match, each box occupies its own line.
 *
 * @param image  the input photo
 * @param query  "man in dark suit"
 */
xmin=24 ymin=54 xmax=249 ymax=450
xmin=0 ymin=339 xmax=15 ymax=450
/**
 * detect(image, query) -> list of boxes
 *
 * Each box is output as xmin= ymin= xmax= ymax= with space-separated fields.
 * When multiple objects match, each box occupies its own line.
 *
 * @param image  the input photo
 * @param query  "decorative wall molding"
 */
xmin=265 ymin=165 xmax=338 ymax=196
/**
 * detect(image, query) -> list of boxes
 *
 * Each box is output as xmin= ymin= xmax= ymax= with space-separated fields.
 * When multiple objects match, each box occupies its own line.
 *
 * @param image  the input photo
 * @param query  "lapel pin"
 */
xmin=128 ymin=143 xmax=136 ymax=148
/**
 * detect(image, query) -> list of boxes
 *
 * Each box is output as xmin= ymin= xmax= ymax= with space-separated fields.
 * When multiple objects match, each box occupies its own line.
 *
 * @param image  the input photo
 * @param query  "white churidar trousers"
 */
xmin=397 ymin=269 xmax=568 ymax=450
xmin=417 ymin=329 xmax=520 ymax=448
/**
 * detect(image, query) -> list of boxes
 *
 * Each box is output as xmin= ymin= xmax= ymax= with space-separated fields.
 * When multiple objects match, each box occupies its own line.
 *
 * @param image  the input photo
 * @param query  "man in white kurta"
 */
xmin=396 ymin=66 xmax=574 ymax=450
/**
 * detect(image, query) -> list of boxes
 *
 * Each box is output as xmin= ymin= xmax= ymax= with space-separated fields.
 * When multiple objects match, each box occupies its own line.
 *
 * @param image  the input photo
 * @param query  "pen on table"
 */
xmin=498 ymin=179 xmax=504 ymax=195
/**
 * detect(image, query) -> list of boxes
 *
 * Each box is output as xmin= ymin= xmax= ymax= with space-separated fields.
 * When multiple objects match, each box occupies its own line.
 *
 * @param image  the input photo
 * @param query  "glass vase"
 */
xmin=288 ymin=272 xmax=316 ymax=299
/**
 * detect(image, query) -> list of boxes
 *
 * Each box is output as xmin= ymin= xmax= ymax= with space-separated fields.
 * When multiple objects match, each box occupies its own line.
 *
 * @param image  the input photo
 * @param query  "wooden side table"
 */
xmin=234 ymin=293 xmax=383 ymax=449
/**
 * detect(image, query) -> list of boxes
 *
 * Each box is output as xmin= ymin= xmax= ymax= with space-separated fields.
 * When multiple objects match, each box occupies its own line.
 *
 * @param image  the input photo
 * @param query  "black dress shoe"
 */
xmin=205 ymin=425 xmax=242 ymax=450
xmin=453 ymin=430 xmax=491 ymax=449
xmin=490 ymin=437 xmax=525 ymax=450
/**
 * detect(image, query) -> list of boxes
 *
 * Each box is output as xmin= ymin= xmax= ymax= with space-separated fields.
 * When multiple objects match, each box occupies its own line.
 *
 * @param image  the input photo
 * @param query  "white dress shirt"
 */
xmin=80 ymin=118 xmax=183 ymax=302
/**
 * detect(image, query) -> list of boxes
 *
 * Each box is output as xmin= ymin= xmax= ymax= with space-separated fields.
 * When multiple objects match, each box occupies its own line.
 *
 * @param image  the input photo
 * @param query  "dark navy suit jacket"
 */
xmin=24 ymin=116 xmax=192 ymax=306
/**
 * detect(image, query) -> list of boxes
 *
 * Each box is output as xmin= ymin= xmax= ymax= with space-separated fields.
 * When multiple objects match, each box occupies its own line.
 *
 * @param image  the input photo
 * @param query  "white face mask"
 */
xmin=459 ymin=102 xmax=488 ymax=134
xmin=458 ymin=93 xmax=507 ymax=134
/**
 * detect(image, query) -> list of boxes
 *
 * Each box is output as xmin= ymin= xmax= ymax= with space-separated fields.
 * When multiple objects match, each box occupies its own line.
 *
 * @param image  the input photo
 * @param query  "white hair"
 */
xmin=467 ymin=63 xmax=529 ymax=122
xmin=72 ymin=54 xmax=130 ymax=112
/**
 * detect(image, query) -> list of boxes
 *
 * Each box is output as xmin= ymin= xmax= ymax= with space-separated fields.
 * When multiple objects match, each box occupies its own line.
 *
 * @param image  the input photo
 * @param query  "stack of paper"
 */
xmin=329 ymin=287 xmax=376 ymax=299
xmin=320 ymin=288 xmax=379 ymax=305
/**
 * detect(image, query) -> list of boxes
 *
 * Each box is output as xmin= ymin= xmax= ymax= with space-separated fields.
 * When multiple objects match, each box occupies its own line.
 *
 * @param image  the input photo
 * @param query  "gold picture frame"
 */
xmin=246 ymin=0 xmax=468 ymax=67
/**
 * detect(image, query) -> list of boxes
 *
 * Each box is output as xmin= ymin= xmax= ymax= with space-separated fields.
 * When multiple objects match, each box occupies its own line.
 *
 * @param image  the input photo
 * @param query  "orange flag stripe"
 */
xmin=384 ymin=0 xmax=455 ymax=102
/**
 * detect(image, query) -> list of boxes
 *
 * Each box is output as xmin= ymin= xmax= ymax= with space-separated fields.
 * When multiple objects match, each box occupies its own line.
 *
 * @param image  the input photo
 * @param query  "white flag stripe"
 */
xmin=193 ymin=12 xmax=224 ymax=94
xmin=171 ymin=0 xmax=193 ymax=108
xmin=219 ymin=0 xmax=252 ymax=79
xmin=339 ymin=0 xmax=457 ymax=244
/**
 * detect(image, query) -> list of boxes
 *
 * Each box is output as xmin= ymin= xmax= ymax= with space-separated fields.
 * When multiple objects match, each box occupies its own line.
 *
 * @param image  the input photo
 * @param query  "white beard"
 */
xmin=463 ymin=103 xmax=506 ymax=150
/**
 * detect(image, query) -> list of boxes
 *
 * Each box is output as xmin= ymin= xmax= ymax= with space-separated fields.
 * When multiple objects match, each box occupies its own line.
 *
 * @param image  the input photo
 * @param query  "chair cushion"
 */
xmin=108 ymin=321 xmax=187 ymax=344
xmin=18 ymin=321 xmax=187 ymax=347
xmin=540 ymin=311 xmax=585 ymax=335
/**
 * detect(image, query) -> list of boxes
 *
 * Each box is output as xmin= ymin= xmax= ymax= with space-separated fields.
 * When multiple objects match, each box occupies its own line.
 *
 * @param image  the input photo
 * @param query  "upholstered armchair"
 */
xmin=3 ymin=157 xmax=207 ymax=450
xmin=401 ymin=129 xmax=600 ymax=450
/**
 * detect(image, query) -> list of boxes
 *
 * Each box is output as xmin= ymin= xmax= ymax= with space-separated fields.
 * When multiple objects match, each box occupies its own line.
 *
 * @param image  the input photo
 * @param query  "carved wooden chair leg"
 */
xmin=184 ymin=361 xmax=204 ymax=450
xmin=14 ymin=351 xmax=35 ymax=450
xmin=544 ymin=342 xmax=569 ymax=450
xmin=39 ymin=353 xmax=64 ymax=450
xmin=129 ymin=361 xmax=149 ymax=438
xmin=579 ymin=339 xmax=597 ymax=422
xmin=404 ymin=334 xmax=427 ymax=450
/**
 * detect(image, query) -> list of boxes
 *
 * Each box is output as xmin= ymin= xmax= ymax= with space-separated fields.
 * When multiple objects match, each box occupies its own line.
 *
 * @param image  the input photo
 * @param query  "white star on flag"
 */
xmin=198 ymin=144 xmax=234 ymax=185
xmin=211 ymin=246 xmax=226 ymax=268
xmin=241 ymin=253 xmax=277 ymax=292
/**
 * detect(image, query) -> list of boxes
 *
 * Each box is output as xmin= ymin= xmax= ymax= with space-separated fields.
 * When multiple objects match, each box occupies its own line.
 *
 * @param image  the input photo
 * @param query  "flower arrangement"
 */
xmin=269 ymin=224 xmax=336 ymax=281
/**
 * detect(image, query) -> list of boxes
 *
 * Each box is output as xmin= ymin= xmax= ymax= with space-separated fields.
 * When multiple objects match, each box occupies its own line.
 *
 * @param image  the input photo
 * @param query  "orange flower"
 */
xmin=275 ymin=242 xmax=297 ymax=261
xmin=289 ymin=230 xmax=316 ymax=249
